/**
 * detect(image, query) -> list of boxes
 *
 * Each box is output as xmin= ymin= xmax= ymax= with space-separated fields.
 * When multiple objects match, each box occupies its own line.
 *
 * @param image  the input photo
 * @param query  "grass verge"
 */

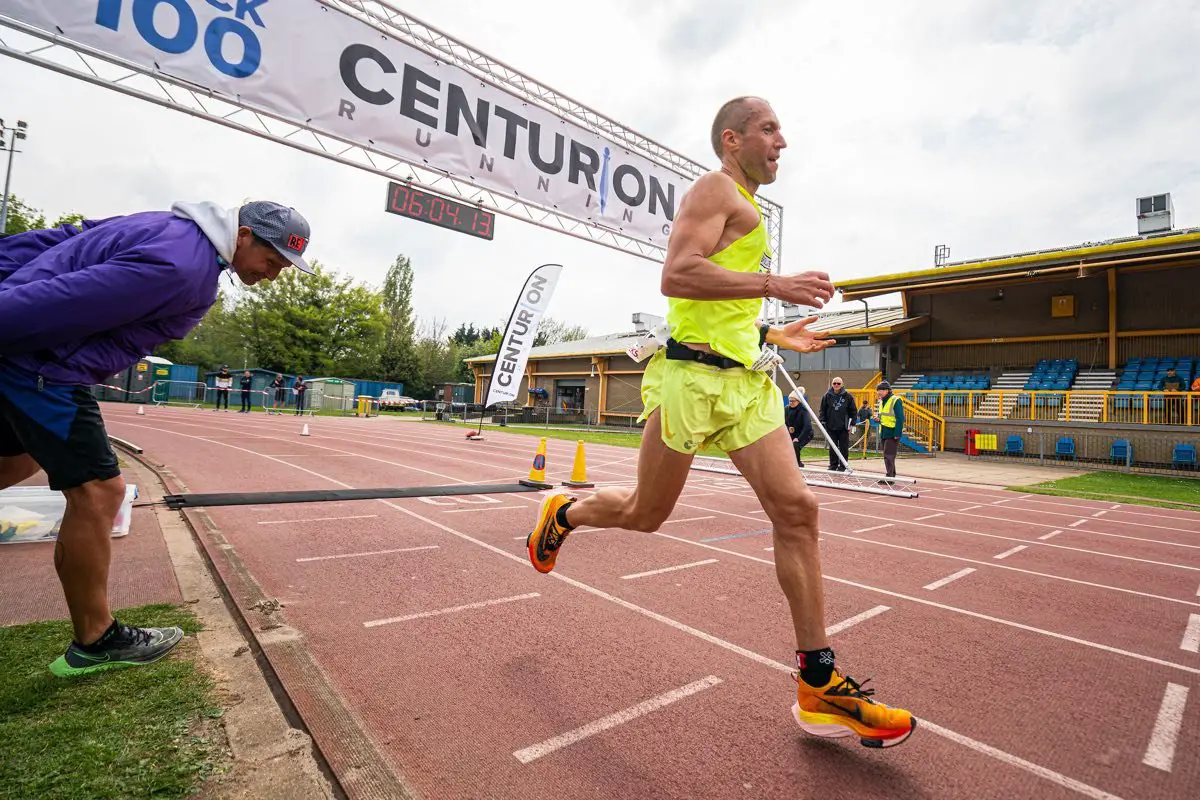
xmin=1017 ymin=471 xmax=1200 ymax=511
xmin=0 ymin=603 xmax=228 ymax=800
xmin=420 ymin=419 xmax=863 ymax=461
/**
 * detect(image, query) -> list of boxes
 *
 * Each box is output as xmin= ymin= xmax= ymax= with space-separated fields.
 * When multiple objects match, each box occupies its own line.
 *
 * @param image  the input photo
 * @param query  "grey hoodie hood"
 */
xmin=171 ymin=201 xmax=239 ymax=265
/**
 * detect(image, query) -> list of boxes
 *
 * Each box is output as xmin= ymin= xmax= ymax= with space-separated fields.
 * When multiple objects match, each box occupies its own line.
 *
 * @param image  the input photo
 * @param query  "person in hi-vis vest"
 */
xmin=872 ymin=381 xmax=905 ymax=481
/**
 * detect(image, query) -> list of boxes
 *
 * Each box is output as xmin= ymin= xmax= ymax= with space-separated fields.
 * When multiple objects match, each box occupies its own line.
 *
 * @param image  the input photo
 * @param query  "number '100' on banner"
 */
xmin=484 ymin=264 xmax=563 ymax=408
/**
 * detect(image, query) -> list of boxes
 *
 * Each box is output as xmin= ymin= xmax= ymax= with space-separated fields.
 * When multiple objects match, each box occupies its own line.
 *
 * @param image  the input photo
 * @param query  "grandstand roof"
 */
xmin=793 ymin=305 xmax=928 ymax=338
xmin=838 ymin=226 xmax=1200 ymax=300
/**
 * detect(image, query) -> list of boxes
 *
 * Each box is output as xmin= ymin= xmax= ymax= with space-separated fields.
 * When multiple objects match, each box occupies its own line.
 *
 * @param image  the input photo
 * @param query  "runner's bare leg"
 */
xmin=728 ymin=425 xmax=827 ymax=651
xmin=564 ymin=409 xmax=693 ymax=532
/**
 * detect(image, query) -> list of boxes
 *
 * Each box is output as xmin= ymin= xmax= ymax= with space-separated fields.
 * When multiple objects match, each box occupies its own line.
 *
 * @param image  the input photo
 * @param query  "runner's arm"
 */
xmin=661 ymin=174 xmax=764 ymax=300
xmin=662 ymin=174 xmax=835 ymax=306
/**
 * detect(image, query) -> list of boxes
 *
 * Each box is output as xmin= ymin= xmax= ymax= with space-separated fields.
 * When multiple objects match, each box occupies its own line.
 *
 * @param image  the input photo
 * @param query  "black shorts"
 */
xmin=0 ymin=361 xmax=121 ymax=491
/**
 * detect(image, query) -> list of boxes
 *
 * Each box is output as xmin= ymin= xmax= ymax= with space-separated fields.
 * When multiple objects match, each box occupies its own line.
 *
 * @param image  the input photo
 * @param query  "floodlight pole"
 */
xmin=0 ymin=119 xmax=29 ymax=235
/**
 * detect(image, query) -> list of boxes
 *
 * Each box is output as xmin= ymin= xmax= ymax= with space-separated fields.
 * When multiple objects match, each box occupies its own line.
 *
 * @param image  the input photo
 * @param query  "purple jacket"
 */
xmin=0 ymin=212 xmax=223 ymax=386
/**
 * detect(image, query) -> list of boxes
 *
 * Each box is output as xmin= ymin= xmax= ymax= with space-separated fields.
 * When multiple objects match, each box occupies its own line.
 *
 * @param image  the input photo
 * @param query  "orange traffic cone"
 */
xmin=519 ymin=437 xmax=554 ymax=489
xmin=562 ymin=440 xmax=594 ymax=488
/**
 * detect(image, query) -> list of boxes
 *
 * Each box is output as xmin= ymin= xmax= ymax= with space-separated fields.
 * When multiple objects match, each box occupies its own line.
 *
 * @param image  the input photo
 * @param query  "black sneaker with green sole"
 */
xmin=49 ymin=622 xmax=184 ymax=678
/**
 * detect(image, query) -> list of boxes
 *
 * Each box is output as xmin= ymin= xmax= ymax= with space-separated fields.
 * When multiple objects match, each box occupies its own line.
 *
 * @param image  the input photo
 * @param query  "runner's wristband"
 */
xmin=759 ymin=323 xmax=770 ymax=348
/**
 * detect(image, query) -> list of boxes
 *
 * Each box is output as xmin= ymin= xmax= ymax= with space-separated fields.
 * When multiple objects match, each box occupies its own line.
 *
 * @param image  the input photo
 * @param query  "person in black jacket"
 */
xmin=238 ymin=370 xmax=253 ymax=413
xmin=785 ymin=391 xmax=814 ymax=467
xmin=269 ymin=373 xmax=286 ymax=414
xmin=818 ymin=376 xmax=858 ymax=471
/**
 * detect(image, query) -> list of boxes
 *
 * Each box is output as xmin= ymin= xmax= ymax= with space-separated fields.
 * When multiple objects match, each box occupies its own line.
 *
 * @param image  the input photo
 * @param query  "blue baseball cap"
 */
xmin=238 ymin=200 xmax=314 ymax=274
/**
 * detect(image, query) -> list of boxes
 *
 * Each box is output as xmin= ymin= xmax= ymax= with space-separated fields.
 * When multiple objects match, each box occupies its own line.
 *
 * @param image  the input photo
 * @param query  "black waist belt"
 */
xmin=664 ymin=338 xmax=744 ymax=370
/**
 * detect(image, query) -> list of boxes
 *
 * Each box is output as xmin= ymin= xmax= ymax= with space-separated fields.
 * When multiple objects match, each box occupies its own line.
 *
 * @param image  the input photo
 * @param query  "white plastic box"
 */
xmin=0 ymin=484 xmax=138 ymax=544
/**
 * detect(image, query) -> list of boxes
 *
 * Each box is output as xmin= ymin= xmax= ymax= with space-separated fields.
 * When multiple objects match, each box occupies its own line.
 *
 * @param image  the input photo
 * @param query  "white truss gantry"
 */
xmin=0 ymin=2 xmax=784 ymax=265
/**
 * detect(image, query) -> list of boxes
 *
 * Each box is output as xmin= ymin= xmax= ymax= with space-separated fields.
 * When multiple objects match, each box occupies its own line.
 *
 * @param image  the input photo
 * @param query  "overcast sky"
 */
xmin=2 ymin=0 xmax=1198 ymax=338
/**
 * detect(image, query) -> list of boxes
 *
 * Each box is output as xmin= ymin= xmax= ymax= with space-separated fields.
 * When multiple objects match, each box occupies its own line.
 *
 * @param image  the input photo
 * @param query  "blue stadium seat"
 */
xmin=1055 ymin=437 xmax=1076 ymax=459
xmin=1006 ymin=436 xmax=1024 ymax=455
xmin=1174 ymin=444 xmax=1197 ymax=469
xmin=1110 ymin=440 xmax=1132 ymax=464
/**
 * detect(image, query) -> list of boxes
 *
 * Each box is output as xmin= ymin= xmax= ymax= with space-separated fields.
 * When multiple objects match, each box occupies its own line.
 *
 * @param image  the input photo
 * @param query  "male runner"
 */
xmin=526 ymin=97 xmax=915 ymax=748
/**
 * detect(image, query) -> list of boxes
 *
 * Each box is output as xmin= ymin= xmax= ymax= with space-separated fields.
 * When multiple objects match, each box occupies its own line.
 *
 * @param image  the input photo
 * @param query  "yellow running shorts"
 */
xmin=638 ymin=349 xmax=784 ymax=454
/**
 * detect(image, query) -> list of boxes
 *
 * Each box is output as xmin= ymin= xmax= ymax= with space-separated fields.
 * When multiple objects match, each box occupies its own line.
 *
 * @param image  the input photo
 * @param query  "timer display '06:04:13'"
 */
xmin=384 ymin=182 xmax=495 ymax=240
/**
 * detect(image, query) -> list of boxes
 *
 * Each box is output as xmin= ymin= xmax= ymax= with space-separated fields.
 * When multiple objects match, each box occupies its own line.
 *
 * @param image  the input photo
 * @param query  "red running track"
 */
xmin=106 ymin=404 xmax=1200 ymax=800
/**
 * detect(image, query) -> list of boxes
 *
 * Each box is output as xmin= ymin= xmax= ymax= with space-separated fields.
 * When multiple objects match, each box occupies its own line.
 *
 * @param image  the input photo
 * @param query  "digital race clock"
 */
xmin=384 ymin=182 xmax=495 ymax=241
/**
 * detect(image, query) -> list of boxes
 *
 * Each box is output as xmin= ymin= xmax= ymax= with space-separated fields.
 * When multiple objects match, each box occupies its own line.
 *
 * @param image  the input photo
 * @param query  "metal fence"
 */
xmin=964 ymin=429 xmax=1199 ymax=476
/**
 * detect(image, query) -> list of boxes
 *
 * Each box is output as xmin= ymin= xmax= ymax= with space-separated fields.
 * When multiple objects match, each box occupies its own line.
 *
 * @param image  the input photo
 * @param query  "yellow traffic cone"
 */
xmin=562 ymin=440 xmax=594 ymax=488
xmin=519 ymin=437 xmax=554 ymax=489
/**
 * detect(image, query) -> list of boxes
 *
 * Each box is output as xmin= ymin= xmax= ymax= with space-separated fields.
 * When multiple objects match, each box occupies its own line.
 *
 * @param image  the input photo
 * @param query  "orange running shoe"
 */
xmin=793 ymin=670 xmax=916 ymax=748
xmin=527 ymin=493 xmax=575 ymax=573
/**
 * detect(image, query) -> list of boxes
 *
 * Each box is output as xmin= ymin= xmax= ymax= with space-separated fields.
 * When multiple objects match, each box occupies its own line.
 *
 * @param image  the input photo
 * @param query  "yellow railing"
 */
xmin=862 ymin=371 xmax=884 ymax=393
xmin=852 ymin=389 xmax=946 ymax=452
xmin=893 ymin=389 xmax=1200 ymax=427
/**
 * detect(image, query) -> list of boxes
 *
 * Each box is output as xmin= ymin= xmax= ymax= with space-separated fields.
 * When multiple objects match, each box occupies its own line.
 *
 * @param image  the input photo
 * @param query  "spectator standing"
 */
xmin=873 ymin=381 xmax=905 ymax=481
xmin=785 ymin=390 xmax=814 ymax=467
xmin=238 ymin=370 xmax=253 ymax=413
xmin=818 ymin=376 xmax=858 ymax=471
xmin=270 ymin=373 xmax=286 ymax=414
xmin=214 ymin=365 xmax=232 ymax=411
xmin=294 ymin=376 xmax=307 ymax=415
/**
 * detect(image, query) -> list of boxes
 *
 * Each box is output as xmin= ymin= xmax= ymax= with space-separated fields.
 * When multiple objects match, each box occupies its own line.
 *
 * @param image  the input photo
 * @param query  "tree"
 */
xmin=1 ymin=193 xmax=92 ymax=237
xmin=407 ymin=318 xmax=460 ymax=399
xmin=378 ymin=255 xmax=420 ymax=385
xmin=235 ymin=261 xmax=386 ymax=377
xmin=2 ymin=195 xmax=45 ymax=236
xmin=535 ymin=317 xmax=589 ymax=347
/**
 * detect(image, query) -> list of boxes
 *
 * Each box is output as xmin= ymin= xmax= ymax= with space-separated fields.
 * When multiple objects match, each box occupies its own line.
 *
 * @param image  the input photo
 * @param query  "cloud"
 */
xmin=3 ymin=0 xmax=1199 ymax=340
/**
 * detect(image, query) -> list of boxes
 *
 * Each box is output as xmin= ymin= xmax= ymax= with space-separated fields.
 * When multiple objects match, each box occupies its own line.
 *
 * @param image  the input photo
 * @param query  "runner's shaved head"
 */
xmin=711 ymin=96 xmax=769 ymax=158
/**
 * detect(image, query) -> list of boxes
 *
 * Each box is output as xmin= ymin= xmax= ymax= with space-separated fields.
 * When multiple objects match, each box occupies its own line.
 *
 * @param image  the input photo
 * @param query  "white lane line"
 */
xmin=621 ymin=559 xmax=718 ymax=580
xmin=924 ymin=720 xmax=1122 ymax=800
xmin=823 ymin=530 xmax=1197 ymax=608
xmin=1092 ymin=510 xmax=1108 ymax=518
xmin=923 ymin=568 xmax=976 ymax=591
xmin=825 ymin=605 xmax=890 ymax=636
xmin=1181 ymin=614 xmax=1200 ymax=654
xmin=994 ymin=545 xmax=1027 ymax=560
xmin=854 ymin=524 xmax=893 ymax=533
xmin=649 ymin=530 xmax=1200 ymax=676
xmin=364 ymin=593 xmax=539 ymax=628
xmin=123 ymin=422 xmax=1143 ymax=798
xmin=443 ymin=506 xmax=525 ymax=513
xmin=1069 ymin=519 xmax=1087 ymax=528
xmin=296 ymin=545 xmax=439 ymax=563
xmin=764 ymin=546 xmax=774 ymax=551
xmin=991 ymin=498 xmax=1015 ymax=505
xmin=1111 ymin=504 xmax=1122 ymax=510
xmin=1038 ymin=530 xmax=1062 ymax=541
xmin=915 ymin=513 xmax=944 ymax=521
xmin=1143 ymin=683 xmax=1188 ymax=772
xmin=257 ymin=514 xmax=378 ymax=525
xmin=664 ymin=516 xmax=717 ymax=524
xmin=960 ymin=505 xmax=983 ymax=511
xmin=513 ymin=676 xmax=723 ymax=764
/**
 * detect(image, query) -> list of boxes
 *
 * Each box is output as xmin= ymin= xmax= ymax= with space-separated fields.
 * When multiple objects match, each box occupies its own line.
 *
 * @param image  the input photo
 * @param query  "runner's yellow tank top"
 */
xmin=667 ymin=182 xmax=772 ymax=368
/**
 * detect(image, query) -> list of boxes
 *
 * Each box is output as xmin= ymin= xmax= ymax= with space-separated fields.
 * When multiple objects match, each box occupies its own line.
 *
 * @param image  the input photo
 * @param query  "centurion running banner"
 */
xmin=0 ymin=0 xmax=688 ymax=248
xmin=485 ymin=264 xmax=562 ymax=408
